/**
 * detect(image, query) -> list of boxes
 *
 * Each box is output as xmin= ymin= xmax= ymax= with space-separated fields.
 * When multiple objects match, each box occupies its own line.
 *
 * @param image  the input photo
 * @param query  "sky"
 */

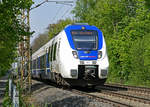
xmin=30 ymin=0 xmax=77 ymax=43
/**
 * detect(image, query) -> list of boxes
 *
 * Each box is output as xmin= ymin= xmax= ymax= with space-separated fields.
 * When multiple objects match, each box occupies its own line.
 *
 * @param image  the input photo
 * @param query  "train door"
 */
xmin=53 ymin=42 xmax=58 ymax=72
xmin=56 ymin=38 xmax=61 ymax=72
xmin=50 ymin=44 xmax=54 ymax=71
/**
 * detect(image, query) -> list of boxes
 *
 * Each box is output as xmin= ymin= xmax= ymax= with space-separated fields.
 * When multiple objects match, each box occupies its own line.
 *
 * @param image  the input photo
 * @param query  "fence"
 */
xmin=9 ymin=79 xmax=19 ymax=107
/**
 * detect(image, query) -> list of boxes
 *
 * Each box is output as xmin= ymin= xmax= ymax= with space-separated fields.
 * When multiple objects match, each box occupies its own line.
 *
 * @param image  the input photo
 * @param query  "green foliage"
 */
xmin=73 ymin=0 xmax=150 ymax=86
xmin=145 ymin=0 xmax=150 ymax=8
xmin=0 ymin=0 xmax=34 ymax=75
xmin=128 ymin=34 xmax=150 ymax=87
xmin=2 ymin=80 xmax=11 ymax=107
xmin=31 ymin=19 xmax=74 ymax=53
xmin=31 ymin=32 xmax=50 ymax=53
xmin=48 ymin=19 xmax=74 ymax=39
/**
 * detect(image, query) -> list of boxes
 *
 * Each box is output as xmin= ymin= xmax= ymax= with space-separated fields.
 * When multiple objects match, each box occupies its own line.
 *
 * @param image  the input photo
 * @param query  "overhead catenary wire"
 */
xmin=30 ymin=0 xmax=73 ymax=11
xmin=51 ymin=0 xmax=75 ymax=23
xmin=61 ymin=0 xmax=76 ymax=19
xmin=51 ymin=5 xmax=64 ymax=23
xmin=61 ymin=5 xmax=73 ymax=19
xmin=30 ymin=0 xmax=47 ymax=11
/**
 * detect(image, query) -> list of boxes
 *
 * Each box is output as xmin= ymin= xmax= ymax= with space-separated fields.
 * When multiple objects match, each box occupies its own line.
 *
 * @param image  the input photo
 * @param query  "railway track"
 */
xmin=67 ymin=83 xmax=150 ymax=107
xmin=97 ymin=84 xmax=150 ymax=100
xmin=105 ymin=83 xmax=150 ymax=94
xmin=31 ymin=79 xmax=150 ymax=107
xmin=32 ymin=80 xmax=130 ymax=106
xmin=94 ymin=84 xmax=150 ymax=106
xmin=70 ymin=88 xmax=131 ymax=107
xmin=68 ymin=87 xmax=150 ymax=107
xmin=100 ymin=90 xmax=150 ymax=104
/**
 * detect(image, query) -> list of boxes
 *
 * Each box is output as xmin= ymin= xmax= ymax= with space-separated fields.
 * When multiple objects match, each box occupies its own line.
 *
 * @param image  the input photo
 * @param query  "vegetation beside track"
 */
xmin=72 ymin=0 xmax=150 ymax=87
xmin=0 ymin=0 xmax=34 ymax=76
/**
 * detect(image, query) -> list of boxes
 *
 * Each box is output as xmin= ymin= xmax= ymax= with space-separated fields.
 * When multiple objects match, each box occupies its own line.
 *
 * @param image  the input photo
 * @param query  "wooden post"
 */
xmin=27 ymin=9 xmax=31 ymax=94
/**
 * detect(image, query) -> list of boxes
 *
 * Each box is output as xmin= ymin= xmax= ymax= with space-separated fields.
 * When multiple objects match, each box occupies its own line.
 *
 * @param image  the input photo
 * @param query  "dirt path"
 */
xmin=0 ymin=75 xmax=8 ymax=107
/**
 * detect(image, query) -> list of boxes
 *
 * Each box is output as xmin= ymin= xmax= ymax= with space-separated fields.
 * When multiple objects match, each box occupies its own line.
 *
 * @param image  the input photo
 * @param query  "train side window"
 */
xmin=44 ymin=54 xmax=46 ymax=67
xmin=32 ymin=60 xmax=34 ymax=69
xmin=41 ymin=55 xmax=45 ymax=69
xmin=41 ymin=56 xmax=43 ymax=69
xmin=33 ymin=60 xmax=35 ymax=69
xmin=33 ymin=60 xmax=34 ymax=69
xmin=48 ymin=47 xmax=50 ymax=61
xmin=51 ymin=45 xmax=54 ymax=61
xmin=39 ymin=57 xmax=41 ymax=69
xmin=49 ymin=47 xmax=51 ymax=61
xmin=38 ymin=57 xmax=40 ymax=69
xmin=58 ymin=40 xmax=61 ymax=50
xmin=33 ymin=59 xmax=36 ymax=69
xmin=53 ymin=43 xmax=57 ymax=60
xmin=40 ymin=56 xmax=43 ymax=69
xmin=30 ymin=61 xmax=33 ymax=70
xmin=35 ymin=59 xmax=37 ymax=69
xmin=57 ymin=40 xmax=61 ymax=56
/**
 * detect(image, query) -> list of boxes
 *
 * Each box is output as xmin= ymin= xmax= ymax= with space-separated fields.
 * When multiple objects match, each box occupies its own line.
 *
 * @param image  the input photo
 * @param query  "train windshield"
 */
xmin=71 ymin=30 xmax=98 ymax=50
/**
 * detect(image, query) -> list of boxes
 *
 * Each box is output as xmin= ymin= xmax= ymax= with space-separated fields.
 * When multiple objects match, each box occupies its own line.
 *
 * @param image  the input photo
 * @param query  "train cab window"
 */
xmin=53 ymin=43 xmax=57 ymax=60
xmin=71 ymin=30 xmax=98 ymax=50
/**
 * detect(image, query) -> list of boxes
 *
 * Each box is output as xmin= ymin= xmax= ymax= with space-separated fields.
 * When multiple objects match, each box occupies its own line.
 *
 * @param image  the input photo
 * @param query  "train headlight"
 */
xmin=98 ymin=51 xmax=102 ymax=59
xmin=72 ymin=51 xmax=78 ymax=59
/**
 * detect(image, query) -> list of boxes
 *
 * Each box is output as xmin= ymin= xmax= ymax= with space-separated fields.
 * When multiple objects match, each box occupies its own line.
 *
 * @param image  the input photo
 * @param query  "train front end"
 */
xmin=60 ymin=24 xmax=109 ymax=86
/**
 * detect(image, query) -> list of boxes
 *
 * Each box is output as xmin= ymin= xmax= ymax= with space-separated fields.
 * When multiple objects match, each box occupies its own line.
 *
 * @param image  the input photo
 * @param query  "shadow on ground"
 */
xmin=27 ymin=80 xmax=54 ymax=94
xmin=36 ymin=96 xmax=91 ymax=107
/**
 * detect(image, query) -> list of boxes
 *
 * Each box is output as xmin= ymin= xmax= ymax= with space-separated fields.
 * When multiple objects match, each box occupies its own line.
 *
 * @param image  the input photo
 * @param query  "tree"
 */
xmin=31 ymin=19 xmax=74 ymax=53
xmin=145 ymin=0 xmax=150 ymax=8
xmin=73 ymin=0 xmax=150 ymax=86
xmin=0 ymin=0 xmax=33 ymax=75
xmin=48 ymin=19 xmax=74 ymax=39
xmin=31 ymin=32 xmax=50 ymax=53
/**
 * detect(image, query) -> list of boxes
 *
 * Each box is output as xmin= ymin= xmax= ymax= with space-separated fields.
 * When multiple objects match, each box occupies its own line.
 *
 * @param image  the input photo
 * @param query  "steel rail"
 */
xmin=71 ymin=89 xmax=131 ymax=107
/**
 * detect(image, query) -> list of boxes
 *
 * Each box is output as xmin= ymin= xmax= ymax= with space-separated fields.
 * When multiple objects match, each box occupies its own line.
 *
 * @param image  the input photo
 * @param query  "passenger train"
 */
xmin=31 ymin=23 xmax=109 ymax=87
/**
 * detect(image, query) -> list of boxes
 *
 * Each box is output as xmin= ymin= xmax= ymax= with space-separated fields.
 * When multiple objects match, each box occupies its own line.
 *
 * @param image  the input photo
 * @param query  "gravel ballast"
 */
xmin=29 ymin=80 xmax=111 ymax=107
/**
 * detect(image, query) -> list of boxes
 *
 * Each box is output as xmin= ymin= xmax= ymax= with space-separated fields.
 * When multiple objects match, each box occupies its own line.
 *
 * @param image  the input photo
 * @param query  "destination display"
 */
xmin=71 ymin=30 xmax=97 ymax=35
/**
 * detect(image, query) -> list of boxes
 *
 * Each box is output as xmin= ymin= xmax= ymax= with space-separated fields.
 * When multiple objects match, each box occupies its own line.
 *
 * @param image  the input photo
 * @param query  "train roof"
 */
xmin=32 ymin=24 xmax=102 ymax=60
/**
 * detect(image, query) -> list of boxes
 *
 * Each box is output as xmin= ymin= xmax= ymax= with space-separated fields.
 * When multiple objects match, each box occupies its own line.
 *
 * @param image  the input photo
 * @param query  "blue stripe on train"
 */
xmin=77 ymin=50 xmax=98 ymax=60
xmin=46 ymin=53 xmax=51 ymax=72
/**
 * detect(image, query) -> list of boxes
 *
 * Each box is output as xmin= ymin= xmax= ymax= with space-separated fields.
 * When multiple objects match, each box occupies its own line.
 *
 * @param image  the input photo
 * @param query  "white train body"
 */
xmin=31 ymin=24 xmax=109 ymax=86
